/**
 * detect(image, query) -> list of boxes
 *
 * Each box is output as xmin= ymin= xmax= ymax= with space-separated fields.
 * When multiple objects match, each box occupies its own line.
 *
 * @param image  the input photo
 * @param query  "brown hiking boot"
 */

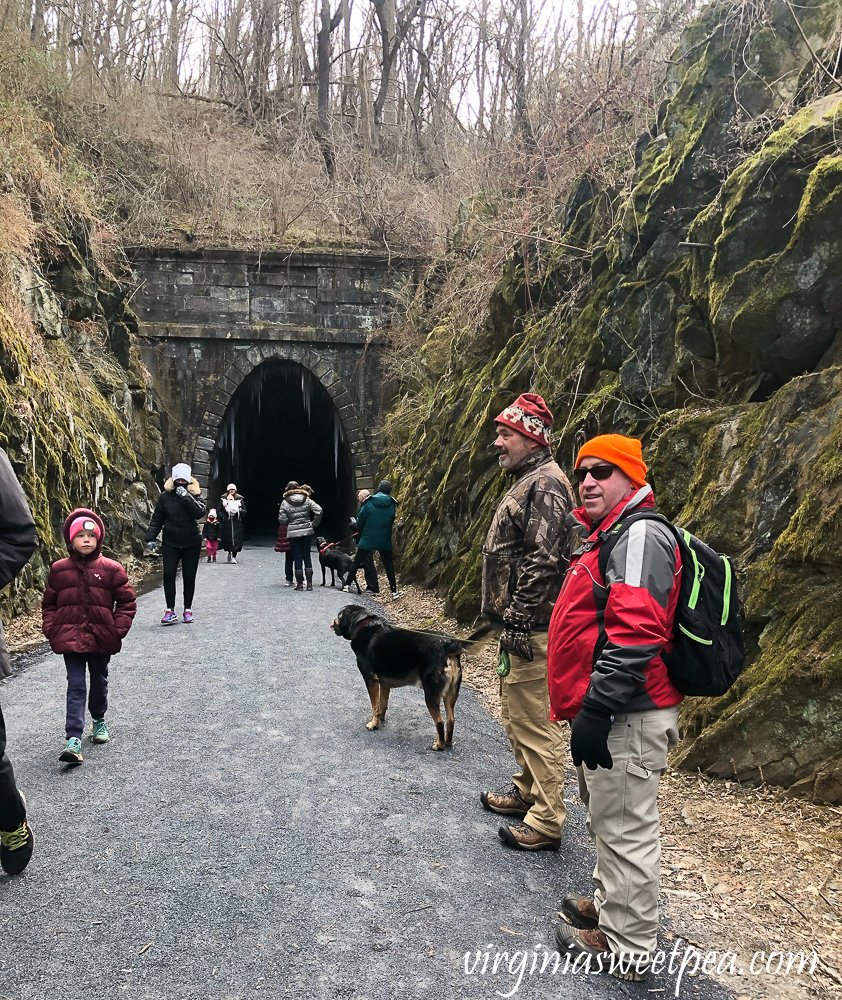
xmin=498 ymin=821 xmax=560 ymax=852
xmin=554 ymin=923 xmax=649 ymax=981
xmin=559 ymin=892 xmax=599 ymax=929
xmin=480 ymin=784 xmax=530 ymax=818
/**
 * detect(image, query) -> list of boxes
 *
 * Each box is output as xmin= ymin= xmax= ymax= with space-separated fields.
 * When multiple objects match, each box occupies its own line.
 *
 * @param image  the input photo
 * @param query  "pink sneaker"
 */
xmin=182 ymin=609 xmax=193 ymax=623
xmin=161 ymin=610 xmax=178 ymax=625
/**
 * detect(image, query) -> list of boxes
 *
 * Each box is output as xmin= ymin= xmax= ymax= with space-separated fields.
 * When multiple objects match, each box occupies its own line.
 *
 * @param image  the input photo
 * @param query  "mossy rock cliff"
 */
xmin=383 ymin=0 xmax=842 ymax=802
xmin=0 ymin=96 xmax=162 ymax=616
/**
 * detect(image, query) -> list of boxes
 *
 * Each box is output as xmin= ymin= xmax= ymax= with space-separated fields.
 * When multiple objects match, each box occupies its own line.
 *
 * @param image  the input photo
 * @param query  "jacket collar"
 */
xmin=573 ymin=483 xmax=655 ymax=539
xmin=508 ymin=446 xmax=553 ymax=480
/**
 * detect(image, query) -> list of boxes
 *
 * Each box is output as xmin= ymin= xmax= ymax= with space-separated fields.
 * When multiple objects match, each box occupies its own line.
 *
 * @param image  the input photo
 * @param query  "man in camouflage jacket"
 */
xmin=480 ymin=393 xmax=574 ymax=851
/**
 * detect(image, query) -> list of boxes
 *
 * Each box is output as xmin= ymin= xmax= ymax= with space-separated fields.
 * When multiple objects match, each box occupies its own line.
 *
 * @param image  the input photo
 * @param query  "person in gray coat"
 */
xmin=0 ymin=448 xmax=38 ymax=875
xmin=277 ymin=484 xmax=323 ymax=591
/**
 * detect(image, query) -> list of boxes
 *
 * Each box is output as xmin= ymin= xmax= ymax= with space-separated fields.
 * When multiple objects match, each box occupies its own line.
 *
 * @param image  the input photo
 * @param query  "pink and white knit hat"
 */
xmin=68 ymin=516 xmax=101 ymax=541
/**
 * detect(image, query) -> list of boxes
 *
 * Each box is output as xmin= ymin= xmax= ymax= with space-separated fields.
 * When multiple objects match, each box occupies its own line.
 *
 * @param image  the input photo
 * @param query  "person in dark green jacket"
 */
xmin=344 ymin=481 xmax=402 ymax=599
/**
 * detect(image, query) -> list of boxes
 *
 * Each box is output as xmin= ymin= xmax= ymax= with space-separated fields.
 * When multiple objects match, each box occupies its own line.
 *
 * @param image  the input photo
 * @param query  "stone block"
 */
xmin=205 ymin=399 xmax=227 ymax=418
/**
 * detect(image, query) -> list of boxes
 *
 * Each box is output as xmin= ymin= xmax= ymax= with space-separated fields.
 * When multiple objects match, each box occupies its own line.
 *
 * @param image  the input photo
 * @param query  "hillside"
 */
xmin=383 ymin=0 xmax=842 ymax=801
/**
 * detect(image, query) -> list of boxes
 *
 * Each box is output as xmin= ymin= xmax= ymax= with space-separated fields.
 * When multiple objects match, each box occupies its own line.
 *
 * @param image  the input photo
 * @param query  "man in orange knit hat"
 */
xmin=479 ymin=393 xmax=575 ymax=852
xmin=547 ymin=433 xmax=683 ymax=980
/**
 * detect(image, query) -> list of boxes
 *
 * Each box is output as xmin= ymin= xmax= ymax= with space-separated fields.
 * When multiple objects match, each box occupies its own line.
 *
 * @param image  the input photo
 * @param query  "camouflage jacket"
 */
xmin=481 ymin=448 xmax=574 ymax=630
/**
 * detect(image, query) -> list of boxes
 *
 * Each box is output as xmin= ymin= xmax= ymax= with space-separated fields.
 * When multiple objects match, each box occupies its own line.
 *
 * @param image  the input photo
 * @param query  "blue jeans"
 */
xmin=64 ymin=653 xmax=111 ymax=740
xmin=289 ymin=535 xmax=313 ymax=573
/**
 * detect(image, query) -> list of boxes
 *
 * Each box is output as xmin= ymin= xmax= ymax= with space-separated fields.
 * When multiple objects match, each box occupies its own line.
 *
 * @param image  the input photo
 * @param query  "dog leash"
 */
xmin=346 ymin=618 xmax=495 ymax=647
xmin=319 ymin=532 xmax=359 ymax=552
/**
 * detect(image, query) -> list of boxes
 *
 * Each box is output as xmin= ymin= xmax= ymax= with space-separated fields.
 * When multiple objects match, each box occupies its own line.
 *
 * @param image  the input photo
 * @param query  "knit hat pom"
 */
xmin=575 ymin=434 xmax=648 ymax=488
xmin=493 ymin=393 xmax=553 ymax=446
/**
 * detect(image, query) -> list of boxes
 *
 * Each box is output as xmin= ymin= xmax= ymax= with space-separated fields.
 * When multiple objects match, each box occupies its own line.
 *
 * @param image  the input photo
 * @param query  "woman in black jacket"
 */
xmin=145 ymin=463 xmax=206 ymax=625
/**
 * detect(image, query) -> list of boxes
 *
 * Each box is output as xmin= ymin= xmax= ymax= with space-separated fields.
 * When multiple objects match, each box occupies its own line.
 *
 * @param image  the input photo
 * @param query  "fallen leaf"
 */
xmin=500 ymin=926 xmax=523 ymax=936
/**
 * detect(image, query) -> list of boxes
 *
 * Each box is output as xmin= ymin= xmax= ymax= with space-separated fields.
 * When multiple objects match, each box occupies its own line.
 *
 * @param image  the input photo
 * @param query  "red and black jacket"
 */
xmin=547 ymin=486 xmax=684 ymax=721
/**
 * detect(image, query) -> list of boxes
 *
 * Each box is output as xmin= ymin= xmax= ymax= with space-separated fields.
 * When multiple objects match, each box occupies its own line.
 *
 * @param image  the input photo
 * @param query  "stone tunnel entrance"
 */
xmin=210 ymin=359 xmax=356 ymax=540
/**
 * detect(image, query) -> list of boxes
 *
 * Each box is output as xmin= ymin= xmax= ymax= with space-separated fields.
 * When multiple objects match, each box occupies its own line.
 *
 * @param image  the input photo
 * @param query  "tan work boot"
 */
xmin=480 ymin=784 xmax=530 ymax=817
xmin=498 ymin=821 xmax=560 ymax=852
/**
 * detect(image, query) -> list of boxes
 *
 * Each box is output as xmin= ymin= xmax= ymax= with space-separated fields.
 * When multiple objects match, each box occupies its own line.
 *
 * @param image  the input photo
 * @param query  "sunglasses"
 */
xmin=573 ymin=464 xmax=617 ymax=484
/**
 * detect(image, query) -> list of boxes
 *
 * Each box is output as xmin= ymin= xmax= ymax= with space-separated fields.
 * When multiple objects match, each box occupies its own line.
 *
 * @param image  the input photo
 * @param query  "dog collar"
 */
xmin=319 ymin=542 xmax=334 ymax=553
xmin=349 ymin=615 xmax=378 ymax=639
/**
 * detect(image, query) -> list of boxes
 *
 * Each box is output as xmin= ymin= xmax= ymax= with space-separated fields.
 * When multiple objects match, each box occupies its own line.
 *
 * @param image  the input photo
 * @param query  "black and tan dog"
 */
xmin=331 ymin=604 xmax=463 ymax=750
xmin=316 ymin=536 xmax=360 ymax=591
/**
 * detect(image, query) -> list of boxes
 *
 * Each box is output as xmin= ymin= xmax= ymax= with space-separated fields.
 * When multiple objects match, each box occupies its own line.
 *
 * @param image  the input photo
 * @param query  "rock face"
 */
xmin=0 ymin=224 xmax=162 ymax=614
xmin=383 ymin=0 xmax=842 ymax=801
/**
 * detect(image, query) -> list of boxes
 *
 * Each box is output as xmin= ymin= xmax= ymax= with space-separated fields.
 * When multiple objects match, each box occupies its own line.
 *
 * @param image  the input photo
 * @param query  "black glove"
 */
xmin=570 ymin=705 xmax=614 ymax=770
xmin=175 ymin=485 xmax=188 ymax=498
xmin=500 ymin=607 xmax=533 ymax=662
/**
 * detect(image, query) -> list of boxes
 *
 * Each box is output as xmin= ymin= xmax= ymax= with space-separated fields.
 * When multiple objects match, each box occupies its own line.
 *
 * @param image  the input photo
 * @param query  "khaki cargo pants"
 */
xmin=499 ymin=632 xmax=567 ymax=840
xmin=578 ymin=705 xmax=680 ymax=959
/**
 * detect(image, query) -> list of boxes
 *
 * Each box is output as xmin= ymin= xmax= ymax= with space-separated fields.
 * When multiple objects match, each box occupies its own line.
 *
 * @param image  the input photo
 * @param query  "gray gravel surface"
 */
xmin=0 ymin=542 xmax=735 ymax=1000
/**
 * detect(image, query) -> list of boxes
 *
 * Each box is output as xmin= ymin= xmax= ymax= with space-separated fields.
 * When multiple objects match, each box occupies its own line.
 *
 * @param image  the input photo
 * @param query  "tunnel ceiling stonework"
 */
xmin=131 ymin=248 xmax=415 ymax=491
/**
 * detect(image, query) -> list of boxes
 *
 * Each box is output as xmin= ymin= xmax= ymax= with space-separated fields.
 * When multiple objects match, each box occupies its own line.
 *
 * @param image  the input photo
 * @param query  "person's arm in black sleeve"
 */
xmin=0 ymin=449 xmax=37 ymax=589
xmin=174 ymin=486 xmax=205 ymax=520
xmin=144 ymin=494 xmax=165 ymax=543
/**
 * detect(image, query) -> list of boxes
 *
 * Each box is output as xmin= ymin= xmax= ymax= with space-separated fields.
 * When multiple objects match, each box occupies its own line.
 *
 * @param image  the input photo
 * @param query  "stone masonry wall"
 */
xmin=130 ymin=248 xmax=415 ymax=490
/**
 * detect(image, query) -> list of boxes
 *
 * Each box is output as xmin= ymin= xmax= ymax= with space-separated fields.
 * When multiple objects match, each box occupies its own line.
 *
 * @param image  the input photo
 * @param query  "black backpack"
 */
xmin=597 ymin=511 xmax=745 ymax=697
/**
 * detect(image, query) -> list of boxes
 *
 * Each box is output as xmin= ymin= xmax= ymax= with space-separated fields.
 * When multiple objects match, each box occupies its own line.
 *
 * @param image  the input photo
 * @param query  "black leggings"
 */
xmin=351 ymin=548 xmax=397 ymax=593
xmin=162 ymin=542 xmax=201 ymax=610
xmin=0 ymin=702 xmax=26 ymax=832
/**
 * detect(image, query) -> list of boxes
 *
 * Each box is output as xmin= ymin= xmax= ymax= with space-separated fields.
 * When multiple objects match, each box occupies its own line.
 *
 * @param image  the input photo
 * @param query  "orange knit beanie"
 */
xmin=575 ymin=434 xmax=648 ymax=488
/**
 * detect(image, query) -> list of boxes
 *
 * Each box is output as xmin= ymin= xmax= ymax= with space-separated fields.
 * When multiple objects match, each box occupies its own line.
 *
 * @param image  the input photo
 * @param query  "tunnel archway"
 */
xmin=209 ymin=359 xmax=356 ymax=540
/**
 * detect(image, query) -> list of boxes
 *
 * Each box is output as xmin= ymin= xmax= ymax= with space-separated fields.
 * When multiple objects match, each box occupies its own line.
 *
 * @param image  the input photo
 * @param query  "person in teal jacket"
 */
xmin=345 ymin=481 xmax=403 ymax=599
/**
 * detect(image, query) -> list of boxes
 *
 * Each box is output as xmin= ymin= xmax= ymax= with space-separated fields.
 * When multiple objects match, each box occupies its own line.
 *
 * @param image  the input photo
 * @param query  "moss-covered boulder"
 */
xmin=382 ymin=0 xmax=842 ymax=801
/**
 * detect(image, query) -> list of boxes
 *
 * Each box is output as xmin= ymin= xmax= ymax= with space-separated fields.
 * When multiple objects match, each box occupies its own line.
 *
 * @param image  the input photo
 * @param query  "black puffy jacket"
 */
xmin=145 ymin=478 xmax=206 ymax=547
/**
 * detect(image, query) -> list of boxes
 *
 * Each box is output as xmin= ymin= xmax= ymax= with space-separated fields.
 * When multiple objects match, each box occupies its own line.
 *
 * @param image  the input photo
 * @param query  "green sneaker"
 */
xmin=91 ymin=719 xmax=110 ymax=744
xmin=59 ymin=737 xmax=83 ymax=763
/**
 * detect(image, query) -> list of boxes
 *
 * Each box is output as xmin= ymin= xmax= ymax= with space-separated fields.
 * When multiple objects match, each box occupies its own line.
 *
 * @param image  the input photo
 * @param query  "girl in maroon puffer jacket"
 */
xmin=42 ymin=509 xmax=137 ymax=765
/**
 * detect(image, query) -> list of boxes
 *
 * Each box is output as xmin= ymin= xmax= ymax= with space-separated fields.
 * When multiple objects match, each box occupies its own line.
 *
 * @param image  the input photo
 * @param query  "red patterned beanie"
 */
xmin=493 ymin=393 xmax=553 ymax=446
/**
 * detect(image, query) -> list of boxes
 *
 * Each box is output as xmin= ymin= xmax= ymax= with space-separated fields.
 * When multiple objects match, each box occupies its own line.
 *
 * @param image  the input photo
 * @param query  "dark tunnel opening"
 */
xmin=210 ymin=359 xmax=357 ymax=540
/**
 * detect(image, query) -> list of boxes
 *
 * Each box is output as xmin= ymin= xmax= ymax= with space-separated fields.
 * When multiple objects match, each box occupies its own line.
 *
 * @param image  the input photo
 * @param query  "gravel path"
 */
xmin=0 ymin=542 xmax=734 ymax=1000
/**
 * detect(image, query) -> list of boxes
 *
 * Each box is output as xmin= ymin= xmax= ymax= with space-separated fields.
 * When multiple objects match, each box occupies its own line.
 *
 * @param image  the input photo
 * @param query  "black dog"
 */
xmin=331 ymin=604 xmax=463 ymax=750
xmin=316 ymin=537 xmax=360 ymax=591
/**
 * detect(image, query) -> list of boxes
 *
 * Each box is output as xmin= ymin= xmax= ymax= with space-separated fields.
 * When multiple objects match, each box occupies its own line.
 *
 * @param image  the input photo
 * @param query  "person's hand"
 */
xmin=175 ymin=485 xmax=188 ymax=498
xmin=570 ymin=706 xmax=614 ymax=770
xmin=500 ymin=627 xmax=532 ymax=661
xmin=500 ymin=607 xmax=533 ymax=662
xmin=146 ymin=541 xmax=157 ymax=552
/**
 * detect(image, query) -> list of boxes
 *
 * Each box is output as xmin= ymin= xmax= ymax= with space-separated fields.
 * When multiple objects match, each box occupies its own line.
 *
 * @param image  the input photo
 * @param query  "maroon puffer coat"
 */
xmin=42 ymin=509 xmax=137 ymax=655
xmin=275 ymin=523 xmax=291 ymax=553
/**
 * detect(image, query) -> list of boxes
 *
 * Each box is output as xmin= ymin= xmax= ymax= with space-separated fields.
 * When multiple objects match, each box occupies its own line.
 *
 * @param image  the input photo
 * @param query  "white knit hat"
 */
xmin=172 ymin=463 xmax=191 ymax=482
